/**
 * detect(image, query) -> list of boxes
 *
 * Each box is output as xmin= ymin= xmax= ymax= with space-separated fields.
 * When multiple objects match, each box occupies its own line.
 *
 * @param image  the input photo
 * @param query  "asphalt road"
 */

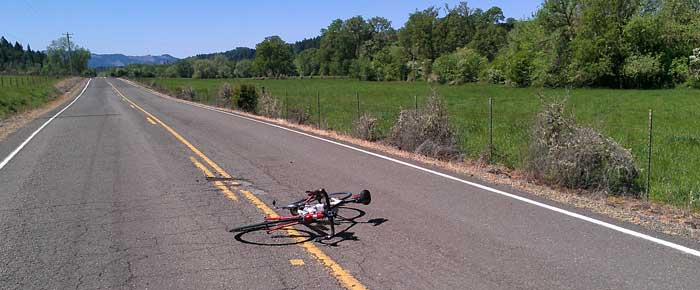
xmin=1 ymin=77 xmax=699 ymax=290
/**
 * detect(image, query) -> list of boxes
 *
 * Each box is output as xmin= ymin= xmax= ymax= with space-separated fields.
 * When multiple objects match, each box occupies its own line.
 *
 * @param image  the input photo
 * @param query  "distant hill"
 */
xmin=89 ymin=54 xmax=179 ymax=68
xmin=194 ymin=47 xmax=255 ymax=61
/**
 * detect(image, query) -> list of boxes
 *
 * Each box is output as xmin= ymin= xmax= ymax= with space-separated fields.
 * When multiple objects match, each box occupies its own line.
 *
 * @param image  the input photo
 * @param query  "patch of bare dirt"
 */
xmin=126 ymin=78 xmax=700 ymax=242
xmin=0 ymin=77 xmax=86 ymax=142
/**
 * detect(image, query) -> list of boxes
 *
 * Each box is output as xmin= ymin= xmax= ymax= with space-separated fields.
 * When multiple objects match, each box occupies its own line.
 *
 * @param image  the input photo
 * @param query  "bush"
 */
xmin=234 ymin=84 xmax=257 ymax=113
xmin=217 ymin=83 xmax=234 ymax=108
xmin=527 ymin=96 xmax=639 ymax=195
xmin=258 ymin=91 xmax=281 ymax=118
xmin=669 ymin=57 xmax=689 ymax=85
xmin=505 ymin=51 xmax=532 ymax=87
xmin=689 ymin=48 xmax=700 ymax=89
xmin=388 ymin=90 xmax=462 ymax=160
xmin=287 ymin=107 xmax=310 ymax=124
xmin=623 ymin=54 xmax=662 ymax=88
xmin=432 ymin=48 xmax=487 ymax=85
xmin=175 ymin=86 xmax=195 ymax=100
xmin=483 ymin=68 xmax=506 ymax=84
xmin=352 ymin=113 xmax=379 ymax=141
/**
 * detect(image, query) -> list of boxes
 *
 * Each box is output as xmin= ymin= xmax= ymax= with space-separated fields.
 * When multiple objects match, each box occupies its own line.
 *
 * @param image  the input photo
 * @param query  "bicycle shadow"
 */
xmin=232 ymin=207 xmax=388 ymax=247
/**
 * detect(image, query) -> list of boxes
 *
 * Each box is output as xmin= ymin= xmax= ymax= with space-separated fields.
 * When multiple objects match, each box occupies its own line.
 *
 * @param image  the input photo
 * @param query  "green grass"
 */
xmin=137 ymin=77 xmax=700 ymax=207
xmin=0 ymin=75 xmax=62 ymax=119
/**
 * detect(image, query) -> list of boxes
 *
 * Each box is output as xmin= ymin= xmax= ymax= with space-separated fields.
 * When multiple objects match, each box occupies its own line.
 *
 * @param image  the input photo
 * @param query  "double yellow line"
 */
xmin=107 ymin=80 xmax=366 ymax=290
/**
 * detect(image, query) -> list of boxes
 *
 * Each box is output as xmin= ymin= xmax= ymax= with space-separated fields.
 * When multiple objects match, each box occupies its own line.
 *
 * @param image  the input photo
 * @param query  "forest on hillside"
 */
xmin=108 ymin=0 xmax=700 ymax=89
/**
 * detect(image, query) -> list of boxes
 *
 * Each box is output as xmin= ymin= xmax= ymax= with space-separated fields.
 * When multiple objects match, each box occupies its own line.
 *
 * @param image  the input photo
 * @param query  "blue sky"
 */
xmin=1 ymin=1 xmax=541 ymax=58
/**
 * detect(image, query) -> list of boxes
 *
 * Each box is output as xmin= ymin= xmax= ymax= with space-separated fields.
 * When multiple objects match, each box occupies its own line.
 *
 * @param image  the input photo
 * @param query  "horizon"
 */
xmin=1 ymin=1 xmax=540 ymax=58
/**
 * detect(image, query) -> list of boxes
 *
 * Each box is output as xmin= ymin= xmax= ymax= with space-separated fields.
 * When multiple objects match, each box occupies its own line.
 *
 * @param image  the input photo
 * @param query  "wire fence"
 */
xmin=136 ymin=78 xmax=700 ymax=209
xmin=0 ymin=75 xmax=54 ymax=88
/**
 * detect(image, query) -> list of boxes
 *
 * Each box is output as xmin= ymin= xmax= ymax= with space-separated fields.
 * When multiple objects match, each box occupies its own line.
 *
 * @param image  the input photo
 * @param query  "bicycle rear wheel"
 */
xmin=229 ymin=219 xmax=295 ymax=233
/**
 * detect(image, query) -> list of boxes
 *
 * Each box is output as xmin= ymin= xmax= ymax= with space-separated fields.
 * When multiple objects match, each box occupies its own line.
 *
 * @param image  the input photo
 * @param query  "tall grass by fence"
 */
xmin=0 ymin=75 xmax=60 ymax=119
xmin=135 ymin=77 xmax=700 ymax=208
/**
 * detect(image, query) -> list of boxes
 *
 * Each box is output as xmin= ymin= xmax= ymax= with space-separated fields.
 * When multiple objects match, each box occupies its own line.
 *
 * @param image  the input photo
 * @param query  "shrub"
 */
xmin=258 ymin=91 xmax=281 ymax=118
xmin=234 ymin=84 xmax=257 ymax=113
xmin=689 ymin=48 xmax=700 ymax=89
xmin=669 ymin=57 xmax=689 ymax=85
xmin=352 ymin=113 xmax=379 ymax=141
xmin=287 ymin=107 xmax=310 ymax=124
xmin=483 ymin=68 xmax=506 ymax=84
xmin=217 ymin=83 xmax=234 ymax=108
xmin=527 ymin=95 xmax=639 ymax=195
xmin=505 ymin=51 xmax=533 ymax=87
xmin=175 ymin=86 xmax=195 ymax=100
xmin=432 ymin=48 xmax=487 ymax=85
xmin=389 ymin=90 xmax=462 ymax=160
xmin=623 ymin=54 xmax=662 ymax=88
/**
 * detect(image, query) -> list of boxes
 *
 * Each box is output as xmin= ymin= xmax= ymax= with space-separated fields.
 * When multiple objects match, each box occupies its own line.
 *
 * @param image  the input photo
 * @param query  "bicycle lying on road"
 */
xmin=229 ymin=189 xmax=371 ymax=241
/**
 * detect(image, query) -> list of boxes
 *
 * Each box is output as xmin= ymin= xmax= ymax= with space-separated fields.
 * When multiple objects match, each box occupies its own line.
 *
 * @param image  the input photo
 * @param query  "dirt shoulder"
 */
xmin=0 ymin=77 xmax=86 ymax=142
xmin=125 ymin=78 xmax=700 ymax=243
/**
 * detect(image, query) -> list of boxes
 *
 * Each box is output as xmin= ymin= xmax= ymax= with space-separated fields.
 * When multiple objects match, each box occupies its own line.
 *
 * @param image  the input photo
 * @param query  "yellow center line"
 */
xmin=108 ymin=79 xmax=364 ymax=290
xmin=108 ymin=81 xmax=231 ymax=179
xmin=189 ymin=156 xmax=215 ymax=178
xmin=189 ymin=156 xmax=238 ymax=202
xmin=146 ymin=117 xmax=157 ymax=125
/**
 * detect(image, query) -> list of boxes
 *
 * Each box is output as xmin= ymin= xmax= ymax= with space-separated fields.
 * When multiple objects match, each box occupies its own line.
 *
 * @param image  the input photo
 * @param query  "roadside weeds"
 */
xmin=126 ymin=78 xmax=700 ymax=242
xmin=0 ymin=77 xmax=86 ymax=142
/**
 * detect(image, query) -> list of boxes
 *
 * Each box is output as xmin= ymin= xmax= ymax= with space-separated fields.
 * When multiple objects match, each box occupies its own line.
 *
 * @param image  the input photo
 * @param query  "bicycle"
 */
xmin=229 ymin=188 xmax=371 ymax=240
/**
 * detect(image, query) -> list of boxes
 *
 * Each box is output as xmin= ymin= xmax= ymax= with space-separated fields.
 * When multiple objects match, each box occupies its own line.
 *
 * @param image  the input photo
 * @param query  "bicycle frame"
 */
xmin=265 ymin=189 xmax=369 ymax=239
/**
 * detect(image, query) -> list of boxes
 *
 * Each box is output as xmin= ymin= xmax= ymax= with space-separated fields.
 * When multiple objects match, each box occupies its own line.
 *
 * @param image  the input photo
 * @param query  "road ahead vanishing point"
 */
xmin=1 ymin=78 xmax=699 ymax=289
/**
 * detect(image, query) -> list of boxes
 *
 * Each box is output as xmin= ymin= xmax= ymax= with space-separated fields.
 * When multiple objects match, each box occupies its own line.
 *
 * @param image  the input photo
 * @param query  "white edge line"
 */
xmin=0 ymin=78 xmax=92 ymax=171
xmin=121 ymin=78 xmax=700 ymax=258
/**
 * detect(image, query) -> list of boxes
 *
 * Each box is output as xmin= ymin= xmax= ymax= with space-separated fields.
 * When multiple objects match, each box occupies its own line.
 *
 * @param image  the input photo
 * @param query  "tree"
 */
xmin=212 ymin=54 xmax=234 ymax=78
xmin=0 ymin=36 xmax=46 ymax=74
xmin=570 ymin=0 xmax=640 ymax=87
xmin=294 ymin=48 xmax=319 ymax=76
xmin=433 ymin=2 xmax=474 ymax=56
xmin=432 ymin=47 xmax=487 ymax=84
xmin=253 ymin=36 xmax=294 ymax=77
xmin=44 ymin=36 xmax=90 ymax=75
xmin=399 ymin=7 xmax=439 ymax=76
xmin=371 ymin=44 xmax=408 ymax=81
xmin=192 ymin=59 xmax=217 ymax=79
xmin=234 ymin=59 xmax=253 ymax=78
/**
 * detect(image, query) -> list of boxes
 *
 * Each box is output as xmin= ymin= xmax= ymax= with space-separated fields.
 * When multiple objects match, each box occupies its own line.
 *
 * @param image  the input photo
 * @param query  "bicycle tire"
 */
xmin=289 ymin=192 xmax=353 ymax=206
xmin=229 ymin=219 xmax=294 ymax=233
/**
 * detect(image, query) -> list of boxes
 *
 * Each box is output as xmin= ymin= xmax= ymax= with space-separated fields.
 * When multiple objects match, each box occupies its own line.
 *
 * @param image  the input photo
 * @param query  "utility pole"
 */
xmin=65 ymin=32 xmax=74 ymax=75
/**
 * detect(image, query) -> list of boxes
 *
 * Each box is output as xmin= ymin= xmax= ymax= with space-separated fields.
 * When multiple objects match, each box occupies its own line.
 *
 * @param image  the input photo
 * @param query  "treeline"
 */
xmin=0 ymin=36 xmax=93 ymax=76
xmin=0 ymin=37 xmax=46 ymax=74
xmin=110 ymin=0 xmax=700 ymax=89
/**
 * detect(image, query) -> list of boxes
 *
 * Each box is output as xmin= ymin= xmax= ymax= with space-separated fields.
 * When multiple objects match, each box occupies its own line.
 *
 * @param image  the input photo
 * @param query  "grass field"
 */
xmin=137 ymin=77 xmax=700 ymax=207
xmin=0 ymin=75 xmax=61 ymax=119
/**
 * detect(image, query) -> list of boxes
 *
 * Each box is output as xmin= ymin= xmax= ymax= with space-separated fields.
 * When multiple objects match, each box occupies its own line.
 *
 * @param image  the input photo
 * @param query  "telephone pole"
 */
xmin=65 ymin=32 xmax=74 ymax=75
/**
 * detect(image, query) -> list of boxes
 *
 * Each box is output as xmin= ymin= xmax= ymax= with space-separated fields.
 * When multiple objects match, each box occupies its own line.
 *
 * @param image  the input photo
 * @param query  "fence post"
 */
xmin=317 ymin=90 xmax=321 ymax=129
xmin=285 ymin=89 xmax=289 ymax=120
xmin=356 ymin=91 xmax=360 ymax=120
xmin=646 ymin=109 xmax=653 ymax=201
xmin=414 ymin=95 xmax=418 ymax=111
xmin=489 ymin=97 xmax=494 ymax=163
